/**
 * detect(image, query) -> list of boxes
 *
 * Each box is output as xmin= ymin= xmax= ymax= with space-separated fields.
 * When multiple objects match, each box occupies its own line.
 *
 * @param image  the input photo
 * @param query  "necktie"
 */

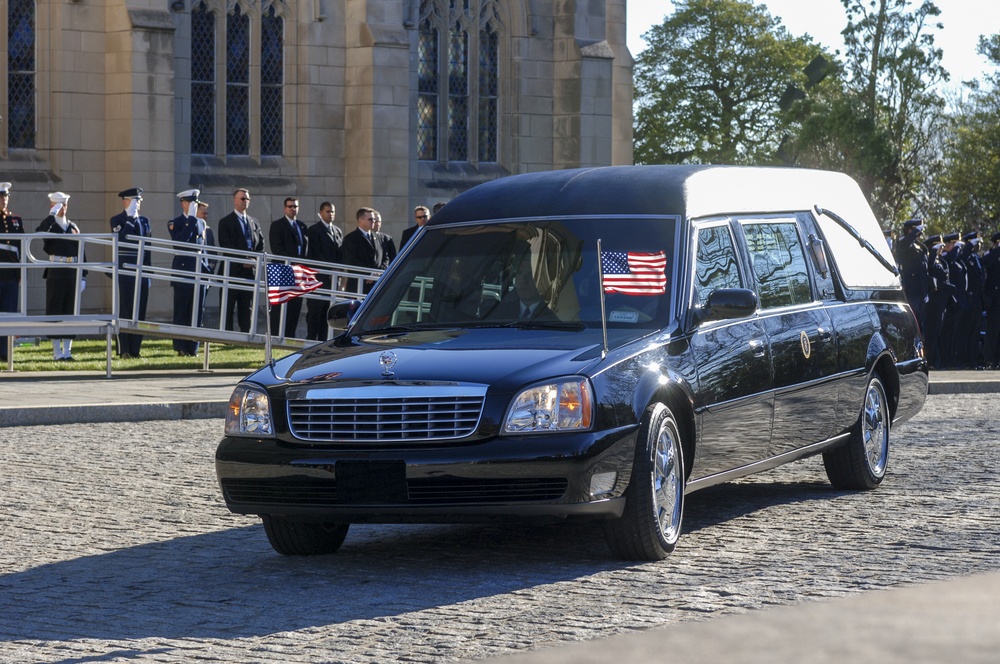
xmin=241 ymin=215 xmax=251 ymax=249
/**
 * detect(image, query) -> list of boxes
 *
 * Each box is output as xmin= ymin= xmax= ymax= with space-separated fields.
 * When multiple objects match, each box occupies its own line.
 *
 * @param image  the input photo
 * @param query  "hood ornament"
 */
xmin=379 ymin=350 xmax=398 ymax=377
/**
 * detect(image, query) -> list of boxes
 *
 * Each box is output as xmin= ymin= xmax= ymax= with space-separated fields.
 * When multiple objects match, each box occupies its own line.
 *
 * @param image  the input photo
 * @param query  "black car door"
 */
xmin=739 ymin=218 xmax=840 ymax=456
xmin=688 ymin=221 xmax=774 ymax=478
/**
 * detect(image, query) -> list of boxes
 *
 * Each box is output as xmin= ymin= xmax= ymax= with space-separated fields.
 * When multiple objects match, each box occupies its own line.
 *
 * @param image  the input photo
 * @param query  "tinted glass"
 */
xmin=742 ymin=221 xmax=812 ymax=309
xmin=355 ymin=218 xmax=678 ymax=332
xmin=694 ymin=224 xmax=742 ymax=307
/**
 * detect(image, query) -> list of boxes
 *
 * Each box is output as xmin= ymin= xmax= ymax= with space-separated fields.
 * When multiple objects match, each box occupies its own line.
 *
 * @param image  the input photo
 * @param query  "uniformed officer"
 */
xmin=923 ymin=235 xmax=951 ymax=369
xmin=36 ymin=192 xmax=85 ymax=361
xmin=939 ymin=232 xmax=967 ymax=368
xmin=0 ymin=182 xmax=25 ymax=362
xmin=981 ymin=231 xmax=1000 ymax=369
xmin=957 ymin=231 xmax=985 ymax=368
xmin=893 ymin=219 xmax=929 ymax=328
xmin=168 ymin=189 xmax=215 ymax=356
xmin=110 ymin=187 xmax=152 ymax=358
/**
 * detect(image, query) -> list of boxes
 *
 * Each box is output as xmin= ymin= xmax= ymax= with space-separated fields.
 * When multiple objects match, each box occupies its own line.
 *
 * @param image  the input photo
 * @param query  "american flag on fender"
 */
xmin=601 ymin=251 xmax=668 ymax=295
xmin=266 ymin=263 xmax=322 ymax=305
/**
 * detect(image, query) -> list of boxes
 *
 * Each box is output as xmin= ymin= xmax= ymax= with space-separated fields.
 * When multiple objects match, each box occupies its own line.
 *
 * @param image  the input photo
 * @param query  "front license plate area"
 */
xmin=336 ymin=460 xmax=407 ymax=504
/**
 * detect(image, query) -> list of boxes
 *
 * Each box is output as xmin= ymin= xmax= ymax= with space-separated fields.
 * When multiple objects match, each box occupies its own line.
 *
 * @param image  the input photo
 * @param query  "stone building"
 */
xmin=1 ymin=0 xmax=633 ymax=318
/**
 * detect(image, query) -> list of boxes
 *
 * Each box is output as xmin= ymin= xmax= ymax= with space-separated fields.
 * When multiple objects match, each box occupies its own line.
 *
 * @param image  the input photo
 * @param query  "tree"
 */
xmin=792 ymin=0 xmax=947 ymax=226
xmin=633 ymin=0 xmax=822 ymax=165
xmin=935 ymin=35 xmax=1000 ymax=236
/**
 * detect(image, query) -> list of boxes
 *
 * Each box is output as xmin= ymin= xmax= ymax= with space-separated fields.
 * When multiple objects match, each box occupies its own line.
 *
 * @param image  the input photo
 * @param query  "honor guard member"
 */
xmin=923 ymin=235 xmax=951 ymax=369
xmin=36 ymin=192 xmax=85 ymax=361
xmin=0 ymin=183 xmax=25 ymax=362
xmin=940 ymin=232 xmax=967 ymax=368
xmin=217 ymin=188 xmax=264 ymax=332
xmin=305 ymin=201 xmax=343 ymax=341
xmin=982 ymin=231 xmax=1000 ymax=369
xmin=893 ymin=218 xmax=929 ymax=329
xmin=111 ymin=187 xmax=152 ymax=358
xmin=958 ymin=231 xmax=986 ymax=368
xmin=168 ymin=189 xmax=215 ymax=356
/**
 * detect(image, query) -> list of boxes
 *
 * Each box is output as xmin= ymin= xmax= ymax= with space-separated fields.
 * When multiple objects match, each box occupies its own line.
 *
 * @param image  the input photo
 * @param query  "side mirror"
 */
xmin=698 ymin=288 xmax=758 ymax=323
xmin=328 ymin=300 xmax=362 ymax=329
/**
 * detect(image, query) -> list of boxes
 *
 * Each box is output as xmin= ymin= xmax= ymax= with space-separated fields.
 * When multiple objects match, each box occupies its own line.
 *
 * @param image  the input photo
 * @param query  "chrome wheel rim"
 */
xmin=653 ymin=421 xmax=682 ymax=542
xmin=862 ymin=380 xmax=889 ymax=477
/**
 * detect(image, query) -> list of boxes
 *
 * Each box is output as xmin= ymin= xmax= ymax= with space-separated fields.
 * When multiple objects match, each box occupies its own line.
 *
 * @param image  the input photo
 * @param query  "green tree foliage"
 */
xmin=791 ymin=0 xmax=947 ymax=227
xmin=936 ymin=35 xmax=1000 ymax=236
xmin=633 ymin=0 xmax=821 ymax=165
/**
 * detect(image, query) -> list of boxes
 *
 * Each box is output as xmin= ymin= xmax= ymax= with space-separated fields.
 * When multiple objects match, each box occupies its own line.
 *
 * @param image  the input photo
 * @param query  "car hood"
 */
xmin=251 ymin=327 xmax=618 ymax=391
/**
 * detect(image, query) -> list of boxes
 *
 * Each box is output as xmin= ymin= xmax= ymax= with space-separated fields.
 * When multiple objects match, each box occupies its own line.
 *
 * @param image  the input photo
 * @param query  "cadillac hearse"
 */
xmin=216 ymin=165 xmax=928 ymax=560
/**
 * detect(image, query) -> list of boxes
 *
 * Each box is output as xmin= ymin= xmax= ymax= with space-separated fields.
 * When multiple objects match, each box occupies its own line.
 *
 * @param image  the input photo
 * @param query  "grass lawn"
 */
xmin=3 ymin=336 xmax=293 ymax=372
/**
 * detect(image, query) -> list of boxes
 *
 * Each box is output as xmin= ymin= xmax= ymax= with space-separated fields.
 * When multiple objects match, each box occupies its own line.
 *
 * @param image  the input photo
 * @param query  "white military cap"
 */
xmin=0 ymin=182 xmax=11 ymax=195
xmin=177 ymin=188 xmax=200 ymax=202
xmin=48 ymin=191 xmax=71 ymax=204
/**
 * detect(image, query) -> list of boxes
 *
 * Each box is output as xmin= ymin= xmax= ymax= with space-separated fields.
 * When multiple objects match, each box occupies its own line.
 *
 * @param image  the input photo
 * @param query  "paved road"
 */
xmin=1 ymin=393 xmax=998 ymax=662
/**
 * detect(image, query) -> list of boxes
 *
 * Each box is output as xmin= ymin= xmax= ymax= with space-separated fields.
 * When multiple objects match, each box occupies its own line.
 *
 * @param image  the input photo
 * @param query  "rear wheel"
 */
xmin=604 ymin=403 xmax=685 ymax=561
xmin=261 ymin=516 xmax=350 ymax=555
xmin=824 ymin=374 xmax=890 ymax=490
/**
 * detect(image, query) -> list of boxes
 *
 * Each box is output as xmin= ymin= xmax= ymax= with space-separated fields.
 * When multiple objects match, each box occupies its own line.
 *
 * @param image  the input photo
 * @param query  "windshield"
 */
xmin=353 ymin=217 xmax=678 ymax=333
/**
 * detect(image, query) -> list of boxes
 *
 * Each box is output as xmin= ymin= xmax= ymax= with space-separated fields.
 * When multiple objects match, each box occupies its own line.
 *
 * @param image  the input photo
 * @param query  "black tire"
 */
xmin=261 ymin=516 xmax=350 ymax=555
xmin=604 ymin=403 xmax=685 ymax=561
xmin=824 ymin=374 xmax=890 ymax=490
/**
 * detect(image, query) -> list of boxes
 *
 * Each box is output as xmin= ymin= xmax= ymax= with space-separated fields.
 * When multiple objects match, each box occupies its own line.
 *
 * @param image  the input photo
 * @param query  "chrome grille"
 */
xmin=287 ymin=385 xmax=487 ymax=442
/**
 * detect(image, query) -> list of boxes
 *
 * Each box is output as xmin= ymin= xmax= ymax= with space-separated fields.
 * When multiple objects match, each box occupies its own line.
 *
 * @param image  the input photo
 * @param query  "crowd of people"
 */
xmin=894 ymin=219 xmax=1000 ymax=370
xmin=0 ymin=182 xmax=443 ymax=361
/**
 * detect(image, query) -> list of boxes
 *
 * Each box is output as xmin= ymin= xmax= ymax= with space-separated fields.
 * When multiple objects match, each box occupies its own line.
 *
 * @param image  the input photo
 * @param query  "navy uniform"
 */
xmin=982 ymin=232 xmax=1000 ymax=369
xmin=305 ymin=204 xmax=343 ymax=341
xmin=939 ymin=232 xmax=967 ymax=368
xmin=36 ymin=192 xmax=85 ymax=361
xmin=957 ymin=231 xmax=985 ymax=368
xmin=923 ymin=236 xmax=951 ymax=369
xmin=0 ymin=182 xmax=25 ymax=362
xmin=168 ymin=189 xmax=214 ymax=356
xmin=111 ymin=187 xmax=152 ymax=358
xmin=893 ymin=219 xmax=929 ymax=329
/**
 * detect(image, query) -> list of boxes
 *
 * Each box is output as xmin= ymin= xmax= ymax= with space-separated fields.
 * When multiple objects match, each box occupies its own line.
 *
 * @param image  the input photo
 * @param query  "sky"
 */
xmin=627 ymin=0 xmax=1000 ymax=85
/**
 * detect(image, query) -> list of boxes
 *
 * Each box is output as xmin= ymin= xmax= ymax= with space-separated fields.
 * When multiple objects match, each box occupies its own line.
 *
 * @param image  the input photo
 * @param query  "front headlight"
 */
xmin=224 ymin=383 xmax=274 ymax=437
xmin=503 ymin=378 xmax=594 ymax=434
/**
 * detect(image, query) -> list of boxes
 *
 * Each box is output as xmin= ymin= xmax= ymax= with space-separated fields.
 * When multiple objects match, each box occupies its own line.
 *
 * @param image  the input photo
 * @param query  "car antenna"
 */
xmin=596 ymin=239 xmax=609 ymax=359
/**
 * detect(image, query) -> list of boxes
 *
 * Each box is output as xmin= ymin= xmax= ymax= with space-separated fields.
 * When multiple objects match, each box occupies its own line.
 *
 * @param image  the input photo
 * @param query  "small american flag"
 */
xmin=602 ymin=251 xmax=668 ymax=295
xmin=266 ymin=263 xmax=322 ymax=305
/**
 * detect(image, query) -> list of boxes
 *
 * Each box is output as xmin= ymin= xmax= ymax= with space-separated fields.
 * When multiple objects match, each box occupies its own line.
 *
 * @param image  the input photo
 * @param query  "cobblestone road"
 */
xmin=1 ymin=394 xmax=998 ymax=663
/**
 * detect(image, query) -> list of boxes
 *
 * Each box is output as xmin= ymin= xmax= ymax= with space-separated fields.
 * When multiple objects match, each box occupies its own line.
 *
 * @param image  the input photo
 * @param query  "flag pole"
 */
xmin=262 ymin=253 xmax=274 ymax=368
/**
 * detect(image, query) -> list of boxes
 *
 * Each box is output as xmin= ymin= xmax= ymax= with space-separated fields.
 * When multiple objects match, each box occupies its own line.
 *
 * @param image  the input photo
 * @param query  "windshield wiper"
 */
xmin=502 ymin=320 xmax=587 ymax=331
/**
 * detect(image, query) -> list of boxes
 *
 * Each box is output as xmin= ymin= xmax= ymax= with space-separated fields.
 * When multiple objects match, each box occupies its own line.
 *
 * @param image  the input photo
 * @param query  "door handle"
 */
xmin=817 ymin=327 xmax=833 ymax=342
xmin=749 ymin=339 xmax=766 ymax=357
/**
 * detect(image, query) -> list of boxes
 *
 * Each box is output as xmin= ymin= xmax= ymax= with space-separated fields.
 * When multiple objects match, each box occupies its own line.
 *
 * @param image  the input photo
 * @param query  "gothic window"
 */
xmin=188 ymin=1 xmax=286 ymax=159
xmin=7 ymin=0 xmax=35 ymax=150
xmin=418 ymin=0 xmax=502 ymax=164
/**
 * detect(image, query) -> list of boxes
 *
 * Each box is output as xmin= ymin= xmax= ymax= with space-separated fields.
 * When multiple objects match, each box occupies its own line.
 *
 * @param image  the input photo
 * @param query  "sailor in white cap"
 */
xmin=168 ymin=188 xmax=214 ymax=356
xmin=0 ymin=183 xmax=26 ymax=362
xmin=36 ymin=191 xmax=85 ymax=361
xmin=110 ymin=187 xmax=152 ymax=358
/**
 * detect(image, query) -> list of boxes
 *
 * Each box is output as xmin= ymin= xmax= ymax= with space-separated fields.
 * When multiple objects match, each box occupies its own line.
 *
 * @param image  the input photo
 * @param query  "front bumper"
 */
xmin=215 ymin=426 xmax=637 ymax=522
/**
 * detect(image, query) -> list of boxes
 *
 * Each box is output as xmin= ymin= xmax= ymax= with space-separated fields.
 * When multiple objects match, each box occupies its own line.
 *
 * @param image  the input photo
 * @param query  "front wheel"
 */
xmin=604 ymin=403 xmax=685 ymax=561
xmin=823 ymin=374 xmax=890 ymax=490
xmin=261 ymin=516 xmax=350 ymax=555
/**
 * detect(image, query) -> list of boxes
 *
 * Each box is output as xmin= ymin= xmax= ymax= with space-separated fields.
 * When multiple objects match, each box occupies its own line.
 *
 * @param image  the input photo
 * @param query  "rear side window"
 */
xmin=742 ymin=221 xmax=812 ymax=309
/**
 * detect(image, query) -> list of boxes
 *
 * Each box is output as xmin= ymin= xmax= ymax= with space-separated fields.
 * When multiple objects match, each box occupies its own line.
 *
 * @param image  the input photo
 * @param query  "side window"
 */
xmin=694 ymin=224 xmax=743 ymax=307
xmin=742 ymin=221 xmax=812 ymax=309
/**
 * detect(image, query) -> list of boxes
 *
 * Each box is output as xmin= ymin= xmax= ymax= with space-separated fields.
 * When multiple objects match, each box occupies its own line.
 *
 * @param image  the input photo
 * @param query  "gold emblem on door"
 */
xmin=800 ymin=330 xmax=812 ymax=359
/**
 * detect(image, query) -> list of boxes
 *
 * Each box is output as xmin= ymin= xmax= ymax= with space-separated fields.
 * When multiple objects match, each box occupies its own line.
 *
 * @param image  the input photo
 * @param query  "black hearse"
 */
xmin=216 ymin=165 xmax=928 ymax=560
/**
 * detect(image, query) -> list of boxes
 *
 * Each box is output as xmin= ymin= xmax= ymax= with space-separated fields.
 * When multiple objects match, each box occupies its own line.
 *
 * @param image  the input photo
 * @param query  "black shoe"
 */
xmin=64 ymin=356 xmax=75 ymax=362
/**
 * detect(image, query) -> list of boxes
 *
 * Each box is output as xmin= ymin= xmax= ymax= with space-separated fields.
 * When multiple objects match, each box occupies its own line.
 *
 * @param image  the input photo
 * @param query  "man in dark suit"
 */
xmin=268 ymin=196 xmax=309 ymax=338
xmin=168 ymin=188 xmax=215 ymax=356
xmin=305 ymin=201 xmax=343 ymax=341
xmin=110 ymin=187 xmax=152 ymax=358
xmin=217 ymin=188 xmax=264 ymax=332
xmin=494 ymin=249 xmax=558 ymax=322
xmin=340 ymin=207 xmax=384 ymax=296
xmin=400 ymin=205 xmax=429 ymax=251
xmin=372 ymin=210 xmax=396 ymax=267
